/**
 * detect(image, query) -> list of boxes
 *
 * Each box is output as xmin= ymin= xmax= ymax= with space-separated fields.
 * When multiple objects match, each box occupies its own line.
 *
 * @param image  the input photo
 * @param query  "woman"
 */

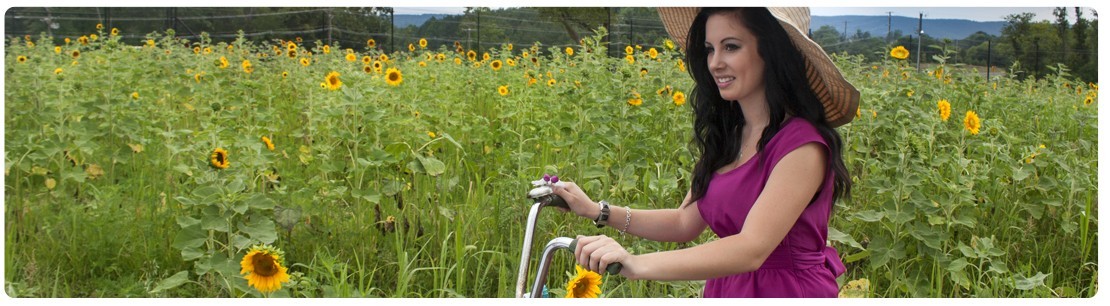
xmin=551 ymin=7 xmax=859 ymax=297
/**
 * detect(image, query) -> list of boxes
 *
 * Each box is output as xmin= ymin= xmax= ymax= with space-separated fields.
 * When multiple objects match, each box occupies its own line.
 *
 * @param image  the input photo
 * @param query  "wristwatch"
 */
xmin=593 ymin=201 xmax=610 ymax=228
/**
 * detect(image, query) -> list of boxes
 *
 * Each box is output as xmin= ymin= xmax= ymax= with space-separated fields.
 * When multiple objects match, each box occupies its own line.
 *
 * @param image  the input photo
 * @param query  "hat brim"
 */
xmin=658 ymin=7 xmax=860 ymax=127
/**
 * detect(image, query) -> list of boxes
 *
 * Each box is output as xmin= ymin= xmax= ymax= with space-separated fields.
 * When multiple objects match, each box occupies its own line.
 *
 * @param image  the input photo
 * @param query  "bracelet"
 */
xmin=619 ymin=206 xmax=632 ymax=236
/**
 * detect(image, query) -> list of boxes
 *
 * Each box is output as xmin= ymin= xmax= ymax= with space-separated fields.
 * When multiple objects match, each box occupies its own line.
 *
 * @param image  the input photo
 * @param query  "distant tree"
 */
xmin=812 ymin=25 xmax=841 ymax=48
xmin=1002 ymin=13 xmax=1036 ymax=79
xmin=1054 ymin=7 xmax=1070 ymax=62
xmin=535 ymin=7 xmax=608 ymax=45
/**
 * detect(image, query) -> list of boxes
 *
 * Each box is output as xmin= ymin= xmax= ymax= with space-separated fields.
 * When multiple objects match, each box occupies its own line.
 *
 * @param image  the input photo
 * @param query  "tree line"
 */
xmin=5 ymin=7 xmax=1096 ymax=82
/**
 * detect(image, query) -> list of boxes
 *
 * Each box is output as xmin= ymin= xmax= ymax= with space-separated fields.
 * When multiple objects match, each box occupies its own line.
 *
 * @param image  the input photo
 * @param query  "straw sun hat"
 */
xmin=657 ymin=7 xmax=860 ymax=127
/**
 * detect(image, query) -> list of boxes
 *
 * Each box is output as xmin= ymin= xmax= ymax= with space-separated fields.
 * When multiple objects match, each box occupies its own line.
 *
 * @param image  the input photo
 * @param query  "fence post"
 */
xmin=986 ymin=39 xmax=992 ymax=81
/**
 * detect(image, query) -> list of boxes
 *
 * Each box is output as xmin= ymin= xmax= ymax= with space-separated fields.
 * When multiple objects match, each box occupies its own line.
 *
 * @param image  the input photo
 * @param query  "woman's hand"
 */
xmin=550 ymin=181 xmax=600 ymax=220
xmin=574 ymin=235 xmax=636 ymax=279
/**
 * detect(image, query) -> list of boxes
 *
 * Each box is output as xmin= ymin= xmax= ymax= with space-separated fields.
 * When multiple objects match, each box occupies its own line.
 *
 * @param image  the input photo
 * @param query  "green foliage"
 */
xmin=4 ymin=23 xmax=1097 ymax=298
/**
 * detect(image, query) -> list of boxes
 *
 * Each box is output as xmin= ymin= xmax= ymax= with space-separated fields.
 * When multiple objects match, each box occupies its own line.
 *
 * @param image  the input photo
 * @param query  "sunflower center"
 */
xmin=329 ymin=76 xmax=339 ymax=86
xmin=216 ymin=152 xmax=226 ymax=164
xmin=571 ymin=278 xmax=590 ymax=297
xmin=251 ymin=253 xmax=279 ymax=277
xmin=389 ymin=73 xmax=400 ymax=82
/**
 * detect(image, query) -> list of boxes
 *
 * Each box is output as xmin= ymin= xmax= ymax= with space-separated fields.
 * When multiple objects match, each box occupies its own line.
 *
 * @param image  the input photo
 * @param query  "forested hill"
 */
xmin=811 ymin=15 xmax=1006 ymax=40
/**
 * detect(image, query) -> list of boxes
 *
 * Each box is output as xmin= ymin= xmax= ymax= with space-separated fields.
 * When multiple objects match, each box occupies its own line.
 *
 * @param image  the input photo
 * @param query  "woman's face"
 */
xmin=704 ymin=12 xmax=765 ymax=103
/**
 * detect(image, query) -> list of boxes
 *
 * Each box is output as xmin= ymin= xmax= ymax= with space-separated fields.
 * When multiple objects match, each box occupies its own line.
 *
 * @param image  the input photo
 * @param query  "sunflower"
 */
xmin=322 ymin=45 xmax=331 ymax=54
xmin=656 ymin=85 xmax=672 ymax=96
xmin=211 ymin=148 xmax=230 ymax=169
xmin=664 ymin=39 xmax=675 ymax=50
xmin=890 ymin=46 xmax=909 ymax=60
xmin=963 ymin=110 xmax=981 ymax=135
xmin=373 ymin=61 xmax=383 ymax=72
xmin=345 ymin=53 xmax=357 ymax=62
xmin=436 ymin=53 xmax=446 ymax=61
xmin=676 ymin=60 xmax=686 ymax=72
xmin=453 ymin=58 xmax=462 ymax=65
xmin=466 ymin=50 xmax=477 ymax=61
xmin=530 ymin=57 xmax=539 ymax=65
xmin=507 ymin=43 xmax=514 ymax=51
xmin=640 ymin=68 xmax=648 ymax=77
xmin=363 ymin=65 xmax=373 ymax=74
xmin=110 ymin=27 xmax=119 ymax=36
xmin=54 ymin=67 xmax=63 ymax=75
xmin=90 ymin=34 xmax=98 ymax=41
xmin=565 ymin=265 xmax=602 ymax=298
xmin=379 ymin=54 xmax=389 ymax=62
xmin=627 ymin=97 xmax=642 ymax=106
xmin=490 ymin=60 xmax=503 ymax=71
xmin=419 ymin=38 xmax=428 ymax=49
xmin=1084 ymin=96 xmax=1094 ymax=106
xmin=131 ymin=92 xmax=140 ymax=100
xmin=418 ymin=61 xmax=427 ymax=67
xmin=367 ymin=38 xmax=376 ymax=48
xmin=506 ymin=58 xmax=516 ymax=66
xmin=242 ymin=60 xmax=253 ymax=74
xmin=427 ymin=131 xmax=436 ymax=138
xmin=193 ymin=46 xmax=201 ymax=54
xmin=96 ymin=23 xmax=103 ymax=30
xmin=937 ymin=99 xmax=951 ymax=121
xmin=325 ymin=71 xmax=342 ymax=90
xmin=145 ymin=39 xmax=155 ymax=47
xmin=281 ymin=71 xmax=288 ymax=79
xmin=203 ymin=47 xmax=212 ymax=54
xmin=79 ymin=36 xmax=89 ymax=45
xmin=218 ymin=56 xmax=229 ymax=69
xmin=261 ymin=136 xmax=275 ymax=151
xmin=565 ymin=47 xmax=574 ymax=56
xmin=547 ymin=79 xmax=556 ymax=86
xmin=17 ymin=55 xmax=27 ymax=63
xmin=385 ymin=68 xmax=403 ymax=86
xmin=648 ymin=47 xmax=658 ymax=59
xmin=240 ymin=244 xmax=291 ymax=294
xmin=673 ymin=91 xmax=686 ymax=106
xmin=54 ymin=46 xmax=61 ymax=54
xmin=287 ymin=49 xmax=297 ymax=58
xmin=195 ymin=72 xmax=204 ymax=83
xmin=498 ymin=85 xmax=509 ymax=96
xmin=625 ymin=45 xmax=634 ymax=55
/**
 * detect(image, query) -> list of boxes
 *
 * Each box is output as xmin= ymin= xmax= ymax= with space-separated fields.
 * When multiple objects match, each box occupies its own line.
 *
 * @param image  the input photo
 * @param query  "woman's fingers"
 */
xmin=574 ymin=235 xmax=625 ymax=273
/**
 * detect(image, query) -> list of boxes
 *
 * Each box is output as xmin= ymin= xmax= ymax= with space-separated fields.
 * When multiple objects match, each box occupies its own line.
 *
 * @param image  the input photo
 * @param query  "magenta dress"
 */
xmin=697 ymin=117 xmax=846 ymax=298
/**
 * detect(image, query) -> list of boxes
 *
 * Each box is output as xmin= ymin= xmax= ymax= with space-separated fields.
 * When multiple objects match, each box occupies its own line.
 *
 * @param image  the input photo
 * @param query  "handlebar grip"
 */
xmin=568 ymin=239 xmax=623 ymax=275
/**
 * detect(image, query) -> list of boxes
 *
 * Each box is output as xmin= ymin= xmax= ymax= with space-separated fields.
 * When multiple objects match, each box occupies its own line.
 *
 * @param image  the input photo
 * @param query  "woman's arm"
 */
xmin=608 ymin=190 xmax=707 ymax=243
xmin=577 ymin=143 xmax=828 ymax=280
xmin=552 ymin=185 xmax=707 ymax=243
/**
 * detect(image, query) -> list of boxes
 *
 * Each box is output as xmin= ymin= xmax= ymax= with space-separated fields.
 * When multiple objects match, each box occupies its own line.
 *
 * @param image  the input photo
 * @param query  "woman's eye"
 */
xmin=724 ymin=44 xmax=739 ymax=51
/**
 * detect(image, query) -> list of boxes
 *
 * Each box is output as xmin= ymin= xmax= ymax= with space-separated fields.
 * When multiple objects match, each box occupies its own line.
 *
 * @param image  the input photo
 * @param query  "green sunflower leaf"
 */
xmin=150 ymin=270 xmax=191 ymax=294
xmin=417 ymin=155 xmax=446 ymax=176
xmin=172 ymin=224 xmax=205 ymax=250
xmin=1012 ymin=272 xmax=1050 ymax=290
xmin=241 ymin=217 xmax=277 ymax=244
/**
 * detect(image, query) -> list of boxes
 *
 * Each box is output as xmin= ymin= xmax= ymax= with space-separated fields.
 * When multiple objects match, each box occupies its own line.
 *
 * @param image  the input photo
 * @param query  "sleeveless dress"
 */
xmin=697 ymin=117 xmax=846 ymax=298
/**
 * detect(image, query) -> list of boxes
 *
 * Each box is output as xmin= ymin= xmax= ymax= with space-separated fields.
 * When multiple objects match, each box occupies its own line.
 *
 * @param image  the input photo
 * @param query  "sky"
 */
xmin=392 ymin=6 xmax=1094 ymax=23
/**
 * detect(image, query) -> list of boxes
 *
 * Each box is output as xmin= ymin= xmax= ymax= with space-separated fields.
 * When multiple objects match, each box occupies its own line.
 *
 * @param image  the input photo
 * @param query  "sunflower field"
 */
xmin=3 ymin=26 xmax=1098 ymax=298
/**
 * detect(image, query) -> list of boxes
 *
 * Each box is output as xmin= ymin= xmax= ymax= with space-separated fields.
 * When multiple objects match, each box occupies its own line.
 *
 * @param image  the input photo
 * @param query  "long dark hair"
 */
xmin=685 ymin=7 xmax=851 ymax=205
